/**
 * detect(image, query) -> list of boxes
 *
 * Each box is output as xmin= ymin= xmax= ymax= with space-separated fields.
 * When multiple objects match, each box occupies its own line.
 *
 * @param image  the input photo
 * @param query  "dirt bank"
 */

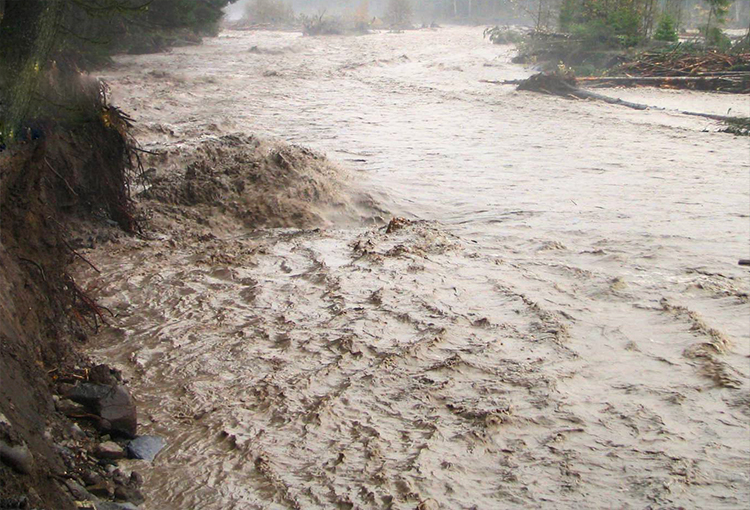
xmin=0 ymin=112 xmax=145 ymax=509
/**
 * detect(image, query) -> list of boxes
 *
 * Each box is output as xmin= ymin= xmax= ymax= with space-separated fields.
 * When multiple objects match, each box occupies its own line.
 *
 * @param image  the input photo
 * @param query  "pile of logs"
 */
xmin=581 ymin=51 xmax=750 ymax=93
xmin=614 ymin=51 xmax=750 ymax=77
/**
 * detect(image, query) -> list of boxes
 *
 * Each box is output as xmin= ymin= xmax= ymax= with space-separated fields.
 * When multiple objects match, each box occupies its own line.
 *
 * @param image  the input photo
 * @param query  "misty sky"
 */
xmin=224 ymin=0 xmax=393 ymax=20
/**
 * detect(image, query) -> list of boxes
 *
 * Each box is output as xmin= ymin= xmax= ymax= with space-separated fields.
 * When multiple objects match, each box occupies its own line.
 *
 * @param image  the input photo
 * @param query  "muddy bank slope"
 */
xmin=0 ymin=118 xmax=143 ymax=508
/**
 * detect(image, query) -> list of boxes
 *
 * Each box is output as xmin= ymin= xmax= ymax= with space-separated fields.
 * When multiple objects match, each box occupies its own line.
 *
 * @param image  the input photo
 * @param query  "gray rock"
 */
xmin=82 ymin=470 xmax=104 ymax=487
xmin=96 ymin=503 xmax=139 ymax=510
xmin=126 ymin=435 xmax=165 ymax=462
xmin=87 ymin=482 xmax=114 ymax=499
xmin=56 ymin=398 xmax=88 ymax=416
xmin=95 ymin=441 xmax=125 ymax=460
xmin=89 ymin=364 xmax=118 ymax=385
xmin=114 ymin=485 xmax=145 ymax=505
xmin=111 ymin=468 xmax=129 ymax=486
xmin=64 ymin=479 xmax=96 ymax=501
xmin=0 ymin=496 xmax=28 ymax=509
xmin=129 ymin=471 xmax=143 ymax=487
xmin=54 ymin=443 xmax=76 ymax=464
xmin=0 ymin=440 xmax=33 ymax=474
xmin=64 ymin=382 xmax=112 ymax=406
xmin=64 ymin=383 xmax=137 ymax=438
xmin=70 ymin=423 xmax=87 ymax=439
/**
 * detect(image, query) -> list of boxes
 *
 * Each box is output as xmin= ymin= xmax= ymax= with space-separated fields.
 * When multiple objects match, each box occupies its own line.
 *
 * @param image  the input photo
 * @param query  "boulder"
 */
xmin=56 ymin=398 xmax=88 ymax=416
xmin=96 ymin=502 xmax=139 ymax=510
xmin=87 ymin=482 xmax=115 ymax=499
xmin=126 ymin=435 xmax=165 ymax=462
xmin=64 ymin=479 xmax=96 ymax=501
xmin=0 ymin=440 xmax=33 ymax=474
xmin=95 ymin=441 xmax=125 ymax=460
xmin=114 ymin=485 xmax=145 ymax=505
xmin=64 ymin=383 xmax=137 ymax=438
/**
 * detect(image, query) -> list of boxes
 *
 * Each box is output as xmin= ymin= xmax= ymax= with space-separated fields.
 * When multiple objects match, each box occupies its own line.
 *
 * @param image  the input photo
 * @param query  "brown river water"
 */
xmin=77 ymin=26 xmax=749 ymax=509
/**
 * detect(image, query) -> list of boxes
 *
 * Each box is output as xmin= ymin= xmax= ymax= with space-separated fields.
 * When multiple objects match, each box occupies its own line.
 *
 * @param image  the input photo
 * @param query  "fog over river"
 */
xmin=77 ymin=26 xmax=749 ymax=509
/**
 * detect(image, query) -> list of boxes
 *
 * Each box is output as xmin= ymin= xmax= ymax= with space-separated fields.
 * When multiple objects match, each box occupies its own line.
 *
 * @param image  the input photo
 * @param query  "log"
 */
xmin=495 ymin=72 xmax=747 ymax=123
xmin=514 ymin=72 xmax=651 ymax=111
xmin=576 ymin=74 xmax=750 ymax=93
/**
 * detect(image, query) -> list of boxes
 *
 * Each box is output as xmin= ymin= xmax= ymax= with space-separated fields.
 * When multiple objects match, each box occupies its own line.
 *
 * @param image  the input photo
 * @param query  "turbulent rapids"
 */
xmin=72 ymin=26 xmax=750 ymax=509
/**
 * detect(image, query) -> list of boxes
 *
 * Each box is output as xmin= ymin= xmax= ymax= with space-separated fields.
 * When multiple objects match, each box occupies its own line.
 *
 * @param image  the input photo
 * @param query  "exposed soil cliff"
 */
xmin=0 ymin=111 xmax=142 ymax=509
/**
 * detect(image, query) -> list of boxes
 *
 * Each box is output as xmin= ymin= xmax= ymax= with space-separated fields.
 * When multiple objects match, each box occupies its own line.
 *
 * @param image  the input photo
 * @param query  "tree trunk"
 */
xmin=0 ymin=0 xmax=64 ymax=141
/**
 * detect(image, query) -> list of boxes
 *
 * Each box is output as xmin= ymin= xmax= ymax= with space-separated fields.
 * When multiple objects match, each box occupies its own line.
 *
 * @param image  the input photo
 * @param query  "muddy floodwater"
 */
xmin=79 ymin=26 xmax=749 ymax=509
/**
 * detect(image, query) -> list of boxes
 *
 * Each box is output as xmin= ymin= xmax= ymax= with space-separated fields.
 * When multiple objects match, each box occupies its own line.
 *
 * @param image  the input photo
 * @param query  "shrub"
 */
xmin=654 ymin=14 xmax=679 ymax=42
xmin=559 ymin=0 xmax=646 ymax=48
xmin=301 ymin=12 xmax=343 ymax=36
xmin=704 ymin=26 xmax=732 ymax=50
xmin=483 ymin=26 xmax=526 ymax=45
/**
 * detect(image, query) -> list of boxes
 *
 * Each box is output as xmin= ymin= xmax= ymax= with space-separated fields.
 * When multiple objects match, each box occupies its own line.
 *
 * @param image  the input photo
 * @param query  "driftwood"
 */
xmin=483 ymin=73 xmax=743 ymax=121
xmin=492 ymin=73 xmax=650 ymax=111
xmin=614 ymin=51 xmax=750 ymax=78
xmin=482 ymin=73 xmax=750 ymax=93
xmin=576 ymin=74 xmax=750 ymax=93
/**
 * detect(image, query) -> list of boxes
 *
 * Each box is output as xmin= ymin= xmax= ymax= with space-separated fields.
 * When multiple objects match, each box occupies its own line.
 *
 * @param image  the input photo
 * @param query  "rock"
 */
xmin=0 ymin=496 xmax=28 ymax=509
xmin=82 ymin=470 xmax=104 ymax=487
xmin=96 ymin=503 xmax=139 ymax=510
xmin=69 ymin=423 xmax=87 ymax=439
xmin=98 ymin=458 xmax=118 ymax=468
xmin=63 ymin=382 xmax=111 ymax=406
xmin=126 ymin=435 xmax=165 ymax=462
xmin=54 ymin=443 xmax=76 ymax=465
xmin=114 ymin=485 xmax=145 ymax=505
xmin=64 ymin=479 xmax=96 ymax=501
xmin=129 ymin=471 xmax=143 ymax=487
xmin=0 ymin=440 xmax=33 ymax=474
xmin=56 ymin=398 xmax=88 ymax=416
xmin=87 ymin=482 xmax=114 ymax=499
xmin=111 ymin=469 xmax=129 ymax=486
xmin=416 ymin=499 xmax=440 ymax=510
xmin=64 ymin=383 xmax=137 ymax=438
xmin=95 ymin=441 xmax=125 ymax=460
xmin=88 ymin=364 xmax=118 ymax=385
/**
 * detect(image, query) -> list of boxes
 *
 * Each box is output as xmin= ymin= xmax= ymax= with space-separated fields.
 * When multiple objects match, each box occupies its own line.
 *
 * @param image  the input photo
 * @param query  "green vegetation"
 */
xmin=558 ymin=0 xmax=657 ymax=48
xmin=654 ymin=14 xmax=679 ymax=42
xmin=483 ymin=26 xmax=527 ymax=44
xmin=486 ymin=0 xmax=749 ymax=80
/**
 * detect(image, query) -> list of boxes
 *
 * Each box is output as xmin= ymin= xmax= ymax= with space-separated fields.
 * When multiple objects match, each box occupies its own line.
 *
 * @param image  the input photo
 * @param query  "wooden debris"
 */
xmin=599 ymin=50 xmax=750 ymax=93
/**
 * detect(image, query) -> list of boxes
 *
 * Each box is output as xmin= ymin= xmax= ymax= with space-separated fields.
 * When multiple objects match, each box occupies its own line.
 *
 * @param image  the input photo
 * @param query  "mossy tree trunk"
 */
xmin=0 ymin=0 xmax=64 ymax=142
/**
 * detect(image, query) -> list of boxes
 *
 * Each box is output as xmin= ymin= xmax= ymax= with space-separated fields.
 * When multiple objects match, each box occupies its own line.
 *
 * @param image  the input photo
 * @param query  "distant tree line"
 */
xmin=282 ymin=0 xmax=747 ymax=29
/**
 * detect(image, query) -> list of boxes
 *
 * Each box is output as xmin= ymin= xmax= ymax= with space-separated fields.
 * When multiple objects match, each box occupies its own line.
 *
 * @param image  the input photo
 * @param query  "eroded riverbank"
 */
xmin=74 ymin=26 xmax=750 ymax=509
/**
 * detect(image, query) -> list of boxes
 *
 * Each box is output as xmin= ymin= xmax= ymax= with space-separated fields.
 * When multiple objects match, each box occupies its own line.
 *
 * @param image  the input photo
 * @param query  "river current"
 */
xmin=79 ymin=26 xmax=750 ymax=509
